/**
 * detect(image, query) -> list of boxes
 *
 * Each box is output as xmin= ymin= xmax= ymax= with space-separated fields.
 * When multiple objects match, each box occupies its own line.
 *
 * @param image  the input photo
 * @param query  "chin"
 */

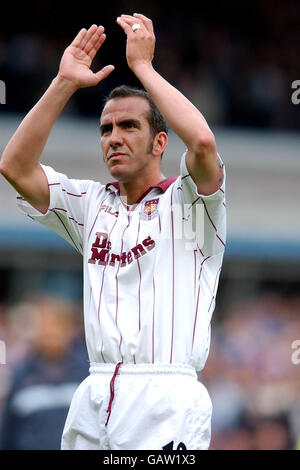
xmin=109 ymin=165 xmax=131 ymax=182
xmin=109 ymin=170 xmax=128 ymax=182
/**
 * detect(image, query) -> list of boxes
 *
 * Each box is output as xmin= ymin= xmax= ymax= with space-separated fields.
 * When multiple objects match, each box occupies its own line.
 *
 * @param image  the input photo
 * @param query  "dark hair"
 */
xmin=103 ymin=85 xmax=169 ymax=138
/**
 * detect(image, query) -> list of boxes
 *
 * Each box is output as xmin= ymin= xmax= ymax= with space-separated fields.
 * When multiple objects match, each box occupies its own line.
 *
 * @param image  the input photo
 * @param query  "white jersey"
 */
xmin=17 ymin=151 xmax=226 ymax=371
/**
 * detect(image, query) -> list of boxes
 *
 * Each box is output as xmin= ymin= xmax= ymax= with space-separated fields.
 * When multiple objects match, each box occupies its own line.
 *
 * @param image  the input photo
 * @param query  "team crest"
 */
xmin=140 ymin=198 xmax=159 ymax=220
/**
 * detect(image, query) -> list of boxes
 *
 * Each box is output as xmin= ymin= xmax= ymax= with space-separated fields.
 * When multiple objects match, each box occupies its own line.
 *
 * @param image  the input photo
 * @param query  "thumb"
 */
xmin=94 ymin=64 xmax=115 ymax=83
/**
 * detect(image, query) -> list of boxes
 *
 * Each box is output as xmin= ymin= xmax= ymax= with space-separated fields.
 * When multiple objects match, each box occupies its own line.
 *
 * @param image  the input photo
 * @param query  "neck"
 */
xmin=119 ymin=171 xmax=165 ymax=205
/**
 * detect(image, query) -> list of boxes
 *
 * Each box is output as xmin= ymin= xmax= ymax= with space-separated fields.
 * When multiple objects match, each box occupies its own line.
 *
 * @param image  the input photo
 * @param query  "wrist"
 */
xmin=131 ymin=61 xmax=154 ymax=78
xmin=52 ymin=74 xmax=79 ymax=96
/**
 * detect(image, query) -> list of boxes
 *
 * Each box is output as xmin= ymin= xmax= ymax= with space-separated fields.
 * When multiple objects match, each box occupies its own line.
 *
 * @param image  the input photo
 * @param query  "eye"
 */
xmin=100 ymin=124 xmax=112 ymax=136
xmin=123 ymin=121 xmax=135 ymax=130
xmin=122 ymin=120 xmax=140 ymax=130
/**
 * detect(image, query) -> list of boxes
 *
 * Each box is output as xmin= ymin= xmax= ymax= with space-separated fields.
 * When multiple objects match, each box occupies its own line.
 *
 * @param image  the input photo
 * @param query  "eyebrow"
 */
xmin=100 ymin=118 xmax=141 ymax=135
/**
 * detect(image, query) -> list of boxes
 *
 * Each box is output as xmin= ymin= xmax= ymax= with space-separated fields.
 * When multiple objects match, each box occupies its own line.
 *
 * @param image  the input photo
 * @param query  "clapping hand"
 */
xmin=58 ymin=25 xmax=115 ymax=89
xmin=116 ymin=13 xmax=156 ymax=73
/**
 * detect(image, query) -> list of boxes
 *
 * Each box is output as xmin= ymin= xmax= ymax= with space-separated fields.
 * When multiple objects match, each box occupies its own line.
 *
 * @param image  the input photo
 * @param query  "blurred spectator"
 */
xmin=0 ymin=300 xmax=37 ymax=421
xmin=252 ymin=414 xmax=293 ymax=450
xmin=0 ymin=295 xmax=89 ymax=450
xmin=2 ymin=301 xmax=37 ymax=366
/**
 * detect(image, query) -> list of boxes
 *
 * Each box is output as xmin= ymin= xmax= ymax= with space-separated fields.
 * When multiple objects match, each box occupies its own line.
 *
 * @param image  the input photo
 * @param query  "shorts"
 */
xmin=61 ymin=362 xmax=212 ymax=450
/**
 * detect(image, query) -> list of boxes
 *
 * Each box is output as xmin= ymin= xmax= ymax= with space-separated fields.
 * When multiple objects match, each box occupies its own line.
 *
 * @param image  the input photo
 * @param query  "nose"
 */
xmin=109 ymin=126 xmax=123 ymax=148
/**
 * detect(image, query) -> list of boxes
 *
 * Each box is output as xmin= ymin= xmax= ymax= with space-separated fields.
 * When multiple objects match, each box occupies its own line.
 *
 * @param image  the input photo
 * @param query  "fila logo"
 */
xmin=99 ymin=203 xmax=119 ymax=218
xmin=88 ymin=232 xmax=155 ymax=267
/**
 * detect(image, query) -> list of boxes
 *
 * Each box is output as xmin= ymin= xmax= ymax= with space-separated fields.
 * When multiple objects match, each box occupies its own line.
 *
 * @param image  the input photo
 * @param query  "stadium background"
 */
xmin=0 ymin=0 xmax=299 ymax=450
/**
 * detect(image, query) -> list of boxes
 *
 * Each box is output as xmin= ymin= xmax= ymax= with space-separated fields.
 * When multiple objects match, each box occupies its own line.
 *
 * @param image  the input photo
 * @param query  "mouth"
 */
xmin=107 ymin=152 xmax=127 ymax=162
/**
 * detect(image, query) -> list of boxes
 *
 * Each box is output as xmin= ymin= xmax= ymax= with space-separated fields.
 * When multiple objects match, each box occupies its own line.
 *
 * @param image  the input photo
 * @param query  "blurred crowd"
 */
xmin=0 ymin=0 xmax=299 ymax=129
xmin=0 ymin=288 xmax=299 ymax=449
xmin=200 ymin=290 xmax=300 ymax=450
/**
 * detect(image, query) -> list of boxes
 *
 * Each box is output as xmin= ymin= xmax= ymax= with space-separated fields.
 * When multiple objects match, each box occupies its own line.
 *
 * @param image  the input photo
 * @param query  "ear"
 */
xmin=152 ymin=132 xmax=168 ymax=157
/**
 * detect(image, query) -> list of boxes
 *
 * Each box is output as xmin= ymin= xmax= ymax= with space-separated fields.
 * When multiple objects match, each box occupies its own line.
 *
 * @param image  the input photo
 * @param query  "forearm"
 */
xmin=133 ymin=63 xmax=215 ymax=151
xmin=0 ymin=76 xmax=77 ymax=180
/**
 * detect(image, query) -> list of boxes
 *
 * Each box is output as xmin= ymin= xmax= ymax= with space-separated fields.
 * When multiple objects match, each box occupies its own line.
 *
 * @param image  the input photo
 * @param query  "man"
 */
xmin=0 ymin=14 xmax=226 ymax=450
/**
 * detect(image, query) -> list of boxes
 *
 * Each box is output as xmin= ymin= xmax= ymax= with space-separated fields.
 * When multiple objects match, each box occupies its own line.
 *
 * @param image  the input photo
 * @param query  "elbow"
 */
xmin=0 ymin=149 xmax=24 ymax=182
xmin=0 ymin=153 xmax=12 ymax=180
xmin=193 ymin=131 xmax=216 ymax=157
xmin=0 ymin=156 xmax=7 ymax=177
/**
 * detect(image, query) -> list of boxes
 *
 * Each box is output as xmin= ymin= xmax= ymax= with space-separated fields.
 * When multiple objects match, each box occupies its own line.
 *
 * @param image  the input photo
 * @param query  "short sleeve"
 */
xmin=171 ymin=151 xmax=227 ymax=257
xmin=17 ymin=164 xmax=91 ymax=254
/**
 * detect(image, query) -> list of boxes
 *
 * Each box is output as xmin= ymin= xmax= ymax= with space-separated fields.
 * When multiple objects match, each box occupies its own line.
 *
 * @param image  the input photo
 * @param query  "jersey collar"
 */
xmin=105 ymin=176 xmax=178 ymax=203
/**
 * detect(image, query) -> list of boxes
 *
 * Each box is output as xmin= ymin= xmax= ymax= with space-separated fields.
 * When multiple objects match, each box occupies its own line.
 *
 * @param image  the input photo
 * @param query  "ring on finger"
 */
xmin=132 ymin=23 xmax=141 ymax=32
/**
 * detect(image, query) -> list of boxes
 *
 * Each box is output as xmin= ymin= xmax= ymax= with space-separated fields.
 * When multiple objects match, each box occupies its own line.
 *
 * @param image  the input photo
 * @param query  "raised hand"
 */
xmin=58 ymin=25 xmax=114 ymax=89
xmin=116 ymin=13 xmax=156 ymax=72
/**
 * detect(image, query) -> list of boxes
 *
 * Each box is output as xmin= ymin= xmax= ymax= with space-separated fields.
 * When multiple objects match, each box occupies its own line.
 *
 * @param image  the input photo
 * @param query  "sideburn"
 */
xmin=146 ymin=136 xmax=154 ymax=155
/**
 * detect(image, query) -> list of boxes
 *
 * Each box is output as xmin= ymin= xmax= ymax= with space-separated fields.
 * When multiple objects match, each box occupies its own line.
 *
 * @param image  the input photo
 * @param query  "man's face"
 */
xmin=100 ymin=96 xmax=155 ymax=182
